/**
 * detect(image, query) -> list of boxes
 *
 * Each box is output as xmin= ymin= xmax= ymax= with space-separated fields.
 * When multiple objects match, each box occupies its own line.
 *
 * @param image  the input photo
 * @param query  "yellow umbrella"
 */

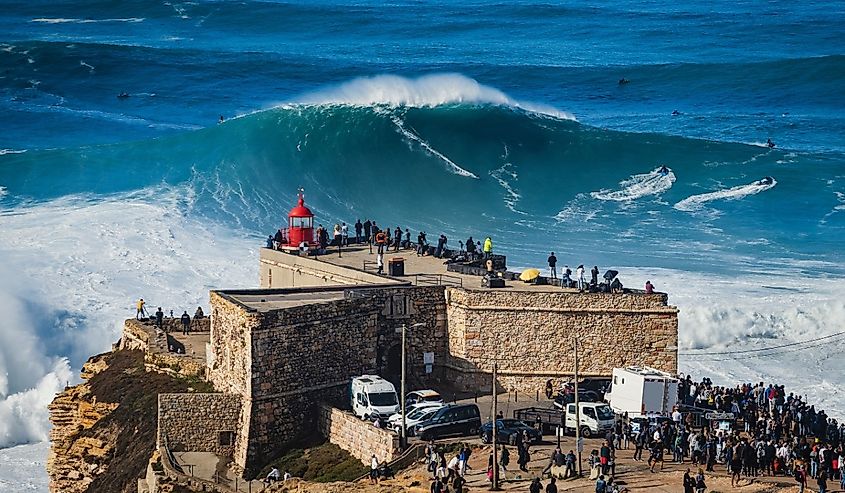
xmin=519 ymin=268 xmax=541 ymax=282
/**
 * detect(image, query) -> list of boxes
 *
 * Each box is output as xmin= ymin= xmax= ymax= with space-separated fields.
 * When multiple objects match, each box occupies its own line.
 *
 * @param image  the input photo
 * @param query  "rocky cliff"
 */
xmin=47 ymin=349 xmax=211 ymax=493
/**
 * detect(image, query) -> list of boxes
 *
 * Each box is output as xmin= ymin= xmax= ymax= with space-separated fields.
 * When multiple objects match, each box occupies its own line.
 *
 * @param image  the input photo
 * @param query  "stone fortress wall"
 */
xmin=318 ymin=404 xmax=399 ymax=465
xmin=443 ymin=288 xmax=678 ymax=392
xmin=157 ymin=393 xmax=242 ymax=457
xmin=259 ymin=247 xmax=393 ymax=288
xmin=204 ymin=281 xmax=450 ymax=476
xmin=151 ymin=248 xmax=678 ymax=478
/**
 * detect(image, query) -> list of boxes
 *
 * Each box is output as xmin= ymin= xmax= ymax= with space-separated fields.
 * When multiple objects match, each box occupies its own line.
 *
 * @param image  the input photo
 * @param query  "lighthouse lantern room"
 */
xmin=287 ymin=188 xmax=314 ymax=247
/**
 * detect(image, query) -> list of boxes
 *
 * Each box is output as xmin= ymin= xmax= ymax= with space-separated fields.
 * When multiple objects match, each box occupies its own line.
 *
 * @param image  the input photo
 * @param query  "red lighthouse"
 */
xmin=287 ymin=188 xmax=314 ymax=247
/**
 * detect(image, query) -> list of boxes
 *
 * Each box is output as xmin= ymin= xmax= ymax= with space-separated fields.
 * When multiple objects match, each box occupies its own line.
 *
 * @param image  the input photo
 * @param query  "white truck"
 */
xmin=350 ymin=375 xmax=400 ymax=420
xmin=605 ymin=366 xmax=678 ymax=418
xmin=515 ymin=402 xmax=615 ymax=438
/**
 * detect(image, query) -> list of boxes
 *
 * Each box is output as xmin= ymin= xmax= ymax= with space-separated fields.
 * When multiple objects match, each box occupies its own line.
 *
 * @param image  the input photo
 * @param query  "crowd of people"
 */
xmin=266 ymin=217 xmax=495 ymax=275
xmin=427 ymin=443 xmax=472 ymax=493
xmin=613 ymin=375 xmax=845 ymax=491
xmin=134 ymin=297 xmax=205 ymax=337
xmin=543 ymin=256 xmax=629 ymax=293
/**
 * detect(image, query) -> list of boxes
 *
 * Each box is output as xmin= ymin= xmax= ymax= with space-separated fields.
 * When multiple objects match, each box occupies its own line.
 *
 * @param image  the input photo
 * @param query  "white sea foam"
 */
xmin=389 ymin=115 xmax=478 ymax=178
xmin=30 ymin=17 xmax=145 ymax=24
xmin=0 ymin=149 xmax=27 ymax=156
xmin=296 ymin=73 xmax=576 ymax=121
xmin=489 ymin=163 xmax=526 ymax=214
xmin=590 ymin=166 xmax=676 ymax=202
xmin=674 ymin=177 xmax=776 ymax=212
xmin=0 ymin=442 xmax=50 ymax=491
xmin=621 ymin=266 xmax=845 ymax=419
xmin=0 ymin=186 xmax=256 ymax=453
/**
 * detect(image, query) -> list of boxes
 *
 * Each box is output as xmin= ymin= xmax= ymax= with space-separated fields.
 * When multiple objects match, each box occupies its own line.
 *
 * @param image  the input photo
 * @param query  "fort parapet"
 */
xmin=149 ymin=245 xmax=677 ymax=478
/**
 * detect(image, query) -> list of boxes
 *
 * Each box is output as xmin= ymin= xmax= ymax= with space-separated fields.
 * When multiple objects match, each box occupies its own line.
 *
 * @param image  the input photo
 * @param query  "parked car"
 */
xmin=388 ymin=405 xmax=441 ymax=436
xmin=479 ymin=419 xmax=542 ymax=445
xmin=414 ymin=404 xmax=481 ymax=441
xmin=405 ymin=389 xmax=443 ymax=409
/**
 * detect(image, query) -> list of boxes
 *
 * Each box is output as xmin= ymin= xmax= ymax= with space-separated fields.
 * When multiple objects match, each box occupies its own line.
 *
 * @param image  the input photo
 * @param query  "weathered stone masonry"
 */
xmin=158 ymin=393 xmax=242 ymax=457
xmin=205 ymin=284 xmax=449 ymax=476
xmin=318 ymin=404 xmax=399 ymax=465
xmin=443 ymin=288 xmax=678 ymax=392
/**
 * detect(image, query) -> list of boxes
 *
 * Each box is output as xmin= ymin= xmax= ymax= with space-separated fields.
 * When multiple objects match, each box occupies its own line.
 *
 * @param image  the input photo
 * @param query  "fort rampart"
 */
xmin=443 ymin=288 xmax=678 ymax=392
xmin=157 ymin=393 xmax=242 ymax=457
xmin=318 ymin=405 xmax=399 ymax=465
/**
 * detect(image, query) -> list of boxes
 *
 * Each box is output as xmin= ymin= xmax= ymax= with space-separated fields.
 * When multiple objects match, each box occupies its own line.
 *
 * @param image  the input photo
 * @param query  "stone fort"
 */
xmin=147 ymin=244 xmax=678 ymax=478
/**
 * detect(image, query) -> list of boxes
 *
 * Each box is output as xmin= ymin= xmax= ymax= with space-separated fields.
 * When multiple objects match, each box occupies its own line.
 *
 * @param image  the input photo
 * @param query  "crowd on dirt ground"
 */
xmin=424 ymin=373 xmax=844 ymax=493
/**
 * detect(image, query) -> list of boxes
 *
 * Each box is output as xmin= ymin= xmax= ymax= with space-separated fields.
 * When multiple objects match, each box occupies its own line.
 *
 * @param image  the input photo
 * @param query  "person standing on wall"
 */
xmin=576 ymin=265 xmax=586 ymax=291
xmin=355 ymin=219 xmax=363 ymax=244
xmin=341 ymin=222 xmax=349 ymax=246
xmin=155 ymin=306 xmax=164 ymax=330
xmin=375 ymin=229 xmax=387 ymax=255
xmin=483 ymin=236 xmax=493 ymax=259
xmin=180 ymin=310 xmax=191 ymax=335
xmin=394 ymin=226 xmax=402 ymax=252
xmin=136 ymin=298 xmax=147 ymax=319
xmin=591 ymin=265 xmax=599 ymax=287
xmin=363 ymin=219 xmax=372 ymax=245
xmin=548 ymin=252 xmax=558 ymax=279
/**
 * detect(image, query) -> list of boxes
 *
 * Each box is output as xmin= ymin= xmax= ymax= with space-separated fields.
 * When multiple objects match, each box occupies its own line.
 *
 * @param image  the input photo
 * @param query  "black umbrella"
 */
xmin=603 ymin=270 xmax=619 ymax=281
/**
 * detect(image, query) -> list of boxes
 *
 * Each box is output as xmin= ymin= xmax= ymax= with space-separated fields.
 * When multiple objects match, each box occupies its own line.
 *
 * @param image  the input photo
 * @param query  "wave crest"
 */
xmin=293 ymin=73 xmax=575 ymax=120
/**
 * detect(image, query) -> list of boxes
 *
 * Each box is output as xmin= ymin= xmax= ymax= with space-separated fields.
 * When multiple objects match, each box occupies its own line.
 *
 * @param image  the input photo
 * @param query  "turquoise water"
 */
xmin=1 ymin=1 xmax=843 ymax=274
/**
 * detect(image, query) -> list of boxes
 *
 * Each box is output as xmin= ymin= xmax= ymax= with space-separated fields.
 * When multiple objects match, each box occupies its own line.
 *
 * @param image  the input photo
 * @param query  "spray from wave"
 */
xmin=292 ymin=73 xmax=576 ymax=120
xmin=0 ymin=186 xmax=256 ymax=449
xmin=591 ymin=166 xmax=676 ymax=201
xmin=674 ymin=177 xmax=777 ymax=212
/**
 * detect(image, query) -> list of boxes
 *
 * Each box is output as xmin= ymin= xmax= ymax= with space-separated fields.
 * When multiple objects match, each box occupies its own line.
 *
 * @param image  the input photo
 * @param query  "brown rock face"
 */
xmin=46 ymin=349 xmax=212 ymax=493
xmin=47 ymin=354 xmax=118 ymax=493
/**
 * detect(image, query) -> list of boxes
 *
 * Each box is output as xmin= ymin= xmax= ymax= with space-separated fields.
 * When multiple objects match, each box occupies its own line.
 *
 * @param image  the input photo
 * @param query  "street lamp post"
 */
xmin=397 ymin=322 xmax=425 ymax=449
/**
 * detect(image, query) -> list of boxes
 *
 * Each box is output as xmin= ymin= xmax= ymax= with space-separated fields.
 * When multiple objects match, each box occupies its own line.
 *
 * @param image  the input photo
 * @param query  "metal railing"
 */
xmin=413 ymin=274 xmax=463 ymax=287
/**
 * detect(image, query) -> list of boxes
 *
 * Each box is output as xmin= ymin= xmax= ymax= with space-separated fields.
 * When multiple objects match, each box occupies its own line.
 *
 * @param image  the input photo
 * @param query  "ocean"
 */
xmin=1 ymin=1 xmax=844 ymax=487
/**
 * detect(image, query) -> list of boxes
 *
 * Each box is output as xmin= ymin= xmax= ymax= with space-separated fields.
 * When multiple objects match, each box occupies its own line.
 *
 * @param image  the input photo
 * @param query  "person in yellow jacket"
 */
xmin=136 ymin=298 xmax=147 ymax=319
xmin=483 ymin=236 xmax=493 ymax=259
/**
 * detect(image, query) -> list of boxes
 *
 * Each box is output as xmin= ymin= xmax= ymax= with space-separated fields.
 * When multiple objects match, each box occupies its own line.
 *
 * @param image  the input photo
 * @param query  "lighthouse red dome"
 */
xmin=288 ymin=194 xmax=313 ymax=218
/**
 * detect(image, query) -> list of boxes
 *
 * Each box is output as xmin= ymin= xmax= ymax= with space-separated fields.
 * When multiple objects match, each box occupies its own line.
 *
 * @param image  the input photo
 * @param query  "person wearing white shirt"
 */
xmin=370 ymin=455 xmax=380 ymax=484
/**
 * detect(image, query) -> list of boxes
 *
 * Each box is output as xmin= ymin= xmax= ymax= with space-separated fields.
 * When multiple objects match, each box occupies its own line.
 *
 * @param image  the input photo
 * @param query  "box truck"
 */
xmin=605 ymin=366 xmax=678 ymax=418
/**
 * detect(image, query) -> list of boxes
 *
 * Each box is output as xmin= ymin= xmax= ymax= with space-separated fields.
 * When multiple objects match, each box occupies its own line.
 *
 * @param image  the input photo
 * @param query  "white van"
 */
xmin=564 ymin=402 xmax=615 ymax=437
xmin=350 ymin=375 xmax=400 ymax=420
xmin=605 ymin=366 xmax=678 ymax=418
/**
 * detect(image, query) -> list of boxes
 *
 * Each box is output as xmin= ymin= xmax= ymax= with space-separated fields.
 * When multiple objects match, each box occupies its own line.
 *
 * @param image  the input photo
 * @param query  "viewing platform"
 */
xmin=260 ymin=244 xmax=666 ymax=299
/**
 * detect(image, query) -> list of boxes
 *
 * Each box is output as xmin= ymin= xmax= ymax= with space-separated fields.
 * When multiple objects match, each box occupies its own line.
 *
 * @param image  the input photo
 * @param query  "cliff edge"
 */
xmin=47 ymin=349 xmax=210 ymax=493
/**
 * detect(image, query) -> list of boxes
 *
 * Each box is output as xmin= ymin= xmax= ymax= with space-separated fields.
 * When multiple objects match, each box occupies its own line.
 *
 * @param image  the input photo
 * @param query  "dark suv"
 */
xmin=415 ymin=404 xmax=481 ymax=441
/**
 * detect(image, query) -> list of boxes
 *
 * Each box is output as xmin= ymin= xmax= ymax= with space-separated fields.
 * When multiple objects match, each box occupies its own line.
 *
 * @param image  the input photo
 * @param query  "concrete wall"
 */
xmin=157 ymin=393 xmax=241 ymax=456
xmin=444 ymin=288 xmax=679 ymax=393
xmin=318 ymin=405 xmax=399 ymax=465
xmin=259 ymin=248 xmax=394 ymax=288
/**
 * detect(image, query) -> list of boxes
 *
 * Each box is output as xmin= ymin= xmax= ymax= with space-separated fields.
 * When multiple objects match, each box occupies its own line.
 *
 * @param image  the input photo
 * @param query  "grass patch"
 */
xmin=258 ymin=438 xmax=368 ymax=483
